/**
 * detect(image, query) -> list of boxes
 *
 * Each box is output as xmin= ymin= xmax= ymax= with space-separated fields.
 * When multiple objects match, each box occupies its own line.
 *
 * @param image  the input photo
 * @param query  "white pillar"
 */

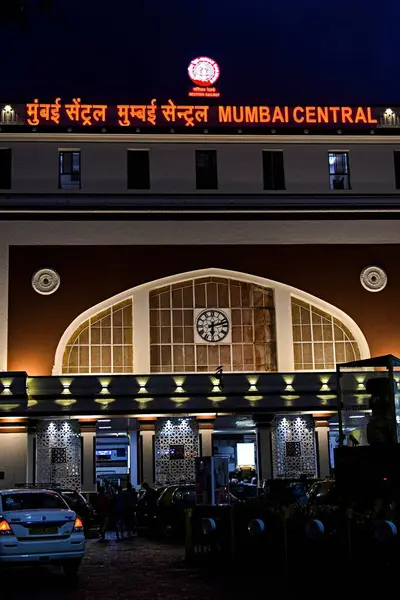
xmin=129 ymin=431 xmax=138 ymax=487
xmin=315 ymin=422 xmax=330 ymax=478
xmin=257 ymin=424 xmax=273 ymax=482
xmin=200 ymin=428 xmax=213 ymax=457
xmin=81 ymin=431 xmax=97 ymax=493
xmin=132 ymin=288 xmax=150 ymax=373
xmin=0 ymin=241 xmax=8 ymax=370
xmin=140 ymin=430 xmax=154 ymax=485
xmin=273 ymin=287 xmax=294 ymax=372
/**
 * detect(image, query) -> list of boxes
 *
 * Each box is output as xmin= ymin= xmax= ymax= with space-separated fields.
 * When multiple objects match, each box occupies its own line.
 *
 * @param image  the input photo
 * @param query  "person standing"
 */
xmin=96 ymin=487 xmax=112 ymax=541
xmin=123 ymin=483 xmax=138 ymax=538
xmin=113 ymin=486 xmax=126 ymax=540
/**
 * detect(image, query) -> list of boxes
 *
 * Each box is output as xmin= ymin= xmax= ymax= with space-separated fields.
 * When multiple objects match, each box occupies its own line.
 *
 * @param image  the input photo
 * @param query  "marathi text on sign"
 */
xmin=23 ymin=99 xmax=380 ymax=128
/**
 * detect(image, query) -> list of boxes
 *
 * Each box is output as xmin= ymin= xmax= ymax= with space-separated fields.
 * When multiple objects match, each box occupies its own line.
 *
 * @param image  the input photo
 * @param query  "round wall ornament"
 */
xmin=32 ymin=268 xmax=60 ymax=295
xmin=360 ymin=266 xmax=387 ymax=292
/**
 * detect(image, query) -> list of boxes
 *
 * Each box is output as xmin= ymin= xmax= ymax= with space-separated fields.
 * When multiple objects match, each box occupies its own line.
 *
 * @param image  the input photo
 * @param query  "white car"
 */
xmin=0 ymin=488 xmax=85 ymax=577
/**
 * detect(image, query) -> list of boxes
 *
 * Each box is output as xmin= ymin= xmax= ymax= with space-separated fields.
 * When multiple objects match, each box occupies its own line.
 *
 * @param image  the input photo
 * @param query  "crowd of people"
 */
xmin=95 ymin=481 xmax=142 ymax=541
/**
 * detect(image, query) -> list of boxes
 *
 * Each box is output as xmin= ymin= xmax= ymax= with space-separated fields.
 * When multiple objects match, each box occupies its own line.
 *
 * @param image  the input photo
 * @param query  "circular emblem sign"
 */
xmin=188 ymin=57 xmax=220 ymax=87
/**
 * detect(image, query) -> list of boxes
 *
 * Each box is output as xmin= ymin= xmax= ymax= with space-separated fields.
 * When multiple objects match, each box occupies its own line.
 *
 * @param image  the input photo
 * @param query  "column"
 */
xmin=0 ymin=239 xmax=8 ymax=370
xmin=132 ymin=288 xmax=150 ymax=373
xmin=26 ymin=425 xmax=36 ymax=484
xmin=129 ymin=431 xmax=138 ymax=487
xmin=0 ymin=427 xmax=28 ymax=489
xmin=140 ymin=427 xmax=154 ymax=485
xmin=36 ymin=420 xmax=81 ymax=489
xmin=257 ymin=423 xmax=273 ymax=482
xmin=271 ymin=415 xmax=317 ymax=478
xmin=81 ymin=428 xmax=97 ymax=493
xmin=273 ymin=286 xmax=294 ymax=372
xmin=315 ymin=420 xmax=331 ymax=478
xmin=199 ymin=419 xmax=214 ymax=457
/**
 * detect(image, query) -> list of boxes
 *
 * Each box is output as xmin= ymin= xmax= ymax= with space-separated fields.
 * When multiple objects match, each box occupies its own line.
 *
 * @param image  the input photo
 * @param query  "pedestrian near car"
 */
xmin=96 ymin=487 xmax=112 ymax=541
xmin=123 ymin=483 xmax=138 ymax=538
xmin=113 ymin=486 xmax=126 ymax=540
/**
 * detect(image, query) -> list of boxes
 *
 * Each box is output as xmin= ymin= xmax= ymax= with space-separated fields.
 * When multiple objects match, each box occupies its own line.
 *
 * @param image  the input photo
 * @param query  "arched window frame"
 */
xmin=53 ymin=268 xmax=370 ymax=375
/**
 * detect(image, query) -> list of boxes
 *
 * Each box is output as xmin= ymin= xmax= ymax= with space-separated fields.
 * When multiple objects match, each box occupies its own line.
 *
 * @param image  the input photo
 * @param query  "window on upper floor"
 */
xmin=59 ymin=150 xmax=81 ymax=190
xmin=0 ymin=148 xmax=12 ymax=190
xmin=127 ymin=149 xmax=150 ymax=190
xmin=195 ymin=150 xmax=218 ymax=190
xmin=262 ymin=150 xmax=285 ymax=190
xmin=329 ymin=151 xmax=351 ymax=190
xmin=393 ymin=151 xmax=400 ymax=189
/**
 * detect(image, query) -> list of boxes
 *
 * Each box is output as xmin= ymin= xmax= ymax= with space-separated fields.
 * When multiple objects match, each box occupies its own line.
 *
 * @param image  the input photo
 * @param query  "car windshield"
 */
xmin=1 ymin=492 xmax=67 ymax=511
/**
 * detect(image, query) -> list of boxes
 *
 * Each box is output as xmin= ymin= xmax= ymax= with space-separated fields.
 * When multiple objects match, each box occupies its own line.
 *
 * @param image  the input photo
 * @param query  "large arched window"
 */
xmin=55 ymin=268 xmax=369 ymax=375
xmin=62 ymin=299 xmax=133 ymax=374
xmin=291 ymin=298 xmax=360 ymax=370
xmin=149 ymin=277 xmax=276 ymax=372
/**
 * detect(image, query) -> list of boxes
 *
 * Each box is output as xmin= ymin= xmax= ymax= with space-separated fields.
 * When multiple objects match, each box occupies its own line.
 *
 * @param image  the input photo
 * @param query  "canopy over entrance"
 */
xmin=336 ymin=354 xmax=400 ymax=446
xmin=337 ymin=354 xmax=400 ymax=370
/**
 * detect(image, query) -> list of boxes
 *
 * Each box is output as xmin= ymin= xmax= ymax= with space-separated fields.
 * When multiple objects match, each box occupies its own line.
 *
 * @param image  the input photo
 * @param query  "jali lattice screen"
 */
xmin=271 ymin=415 xmax=317 ymax=478
xmin=154 ymin=417 xmax=199 ymax=486
xmin=36 ymin=420 xmax=81 ymax=489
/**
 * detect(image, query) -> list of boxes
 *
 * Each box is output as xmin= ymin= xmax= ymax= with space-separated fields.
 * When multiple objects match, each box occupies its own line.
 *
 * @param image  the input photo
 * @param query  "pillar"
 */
xmin=0 ymin=427 xmax=28 ymax=489
xmin=273 ymin=286 xmax=294 ymax=371
xmin=315 ymin=420 xmax=331 ymax=478
xmin=36 ymin=420 xmax=81 ymax=489
xmin=132 ymin=288 xmax=150 ymax=373
xmin=199 ymin=418 xmax=214 ymax=457
xmin=81 ymin=428 xmax=97 ymax=493
xmin=26 ymin=425 xmax=36 ymax=484
xmin=271 ymin=414 xmax=317 ymax=478
xmin=129 ymin=431 xmax=138 ymax=487
xmin=0 ymin=238 xmax=8 ymax=371
xmin=257 ymin=423 xmax=273 ymax=483
xmin=140 ymin=427 xmax=155 ymax=486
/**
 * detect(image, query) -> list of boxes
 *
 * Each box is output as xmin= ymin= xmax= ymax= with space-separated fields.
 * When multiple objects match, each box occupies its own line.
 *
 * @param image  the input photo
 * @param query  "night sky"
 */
xmin=2 ymin=0 xmax=399 ymax=104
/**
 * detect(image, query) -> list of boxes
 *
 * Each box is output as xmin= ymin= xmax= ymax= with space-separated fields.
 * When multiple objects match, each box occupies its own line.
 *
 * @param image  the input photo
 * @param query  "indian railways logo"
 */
xmin=188 ymin=57 xmax=220 ymax=87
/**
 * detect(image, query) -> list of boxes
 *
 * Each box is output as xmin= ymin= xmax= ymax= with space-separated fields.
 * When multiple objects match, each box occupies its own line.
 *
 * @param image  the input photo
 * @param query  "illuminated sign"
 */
xmin=188 ymin=57 xmax=220 ymax=98
xmin=1 ymin=100 xmax=399 ymax=131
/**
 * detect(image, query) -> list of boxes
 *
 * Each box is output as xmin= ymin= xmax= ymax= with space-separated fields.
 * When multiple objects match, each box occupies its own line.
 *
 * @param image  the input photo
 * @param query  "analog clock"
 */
xmin=195 ymin=309 xmax=230 ymax=343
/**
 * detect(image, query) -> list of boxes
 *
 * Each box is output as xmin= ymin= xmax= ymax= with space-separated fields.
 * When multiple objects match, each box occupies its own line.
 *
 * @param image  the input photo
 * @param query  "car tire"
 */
xmin=63 ymin=559 xmax=81 ymax=580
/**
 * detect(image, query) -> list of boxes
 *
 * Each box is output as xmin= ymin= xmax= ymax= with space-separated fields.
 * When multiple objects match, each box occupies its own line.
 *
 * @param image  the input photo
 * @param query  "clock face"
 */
xmin=196 ymin=309 xmax=230 ymax=343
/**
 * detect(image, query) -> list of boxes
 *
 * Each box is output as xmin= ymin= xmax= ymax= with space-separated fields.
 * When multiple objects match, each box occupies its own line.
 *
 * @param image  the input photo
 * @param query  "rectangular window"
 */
xmin=0 ymin=148 xmax=11 ymax=189
xmin=127 ymin=150 xmax=150 ymax=189
xmin=195 ymin=150 xmax=218 ymax=190
xmin=262 ymin=150 xmax=285 ymax=190
xmin=394 ymin=151 xmax=400 ymax=189
xmin=329 ymin=151 xmax=351 ymax=190
xmin=59 ymin=150 xmax=81 ymax=190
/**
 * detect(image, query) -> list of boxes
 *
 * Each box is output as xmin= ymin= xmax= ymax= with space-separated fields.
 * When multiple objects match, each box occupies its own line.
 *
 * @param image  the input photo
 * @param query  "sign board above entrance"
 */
xmin=1 ymin=102 xmax=400 ymax=132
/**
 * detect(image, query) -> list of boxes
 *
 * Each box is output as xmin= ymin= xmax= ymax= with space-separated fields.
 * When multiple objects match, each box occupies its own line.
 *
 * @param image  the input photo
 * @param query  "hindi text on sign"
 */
xmin=23 ymin=99 xmax=380 ymax=128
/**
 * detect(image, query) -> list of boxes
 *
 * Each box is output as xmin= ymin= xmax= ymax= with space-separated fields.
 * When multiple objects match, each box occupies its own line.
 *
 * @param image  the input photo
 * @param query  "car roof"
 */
xmin=0 ymin=489 xmax=61 ymax=495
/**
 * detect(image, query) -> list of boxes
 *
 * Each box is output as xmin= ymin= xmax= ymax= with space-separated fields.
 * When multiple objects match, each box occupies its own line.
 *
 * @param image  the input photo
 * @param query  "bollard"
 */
xmin=201 ymin=517 xmax=217 ymax=536
xmin=248 ymin=518 xmax=265 ymax=537
xmin=374 ymin=520 xmax=397 ymax=543
xmin=305 ymin=519 xmax=324 ymax=541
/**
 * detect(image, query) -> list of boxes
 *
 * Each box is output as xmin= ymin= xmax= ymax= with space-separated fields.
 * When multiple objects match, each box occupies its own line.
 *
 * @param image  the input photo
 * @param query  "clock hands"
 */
xmin=196 ymin=309 xmax=229 ymax=342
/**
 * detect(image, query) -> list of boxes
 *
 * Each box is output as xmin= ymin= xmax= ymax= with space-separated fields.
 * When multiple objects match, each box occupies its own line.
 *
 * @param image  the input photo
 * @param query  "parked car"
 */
xmin=136 ymin=486 xmax=166 ymax=531
xmin=307 ymin=479 xmax=339 ymax=505
xmin=54 ymin=489 xmax=98 ymax=533
xmin=0 ymin=489 xmax=85 ymax=578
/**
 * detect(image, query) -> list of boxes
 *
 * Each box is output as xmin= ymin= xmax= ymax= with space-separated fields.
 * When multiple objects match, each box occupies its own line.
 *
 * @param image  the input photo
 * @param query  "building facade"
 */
xmin=1 ymin=100 xmax=400 ymax=492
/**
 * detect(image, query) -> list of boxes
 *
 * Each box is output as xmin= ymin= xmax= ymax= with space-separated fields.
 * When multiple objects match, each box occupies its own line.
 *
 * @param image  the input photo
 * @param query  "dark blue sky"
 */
xmin=3 ymin=0 xmax=399 ymax=104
